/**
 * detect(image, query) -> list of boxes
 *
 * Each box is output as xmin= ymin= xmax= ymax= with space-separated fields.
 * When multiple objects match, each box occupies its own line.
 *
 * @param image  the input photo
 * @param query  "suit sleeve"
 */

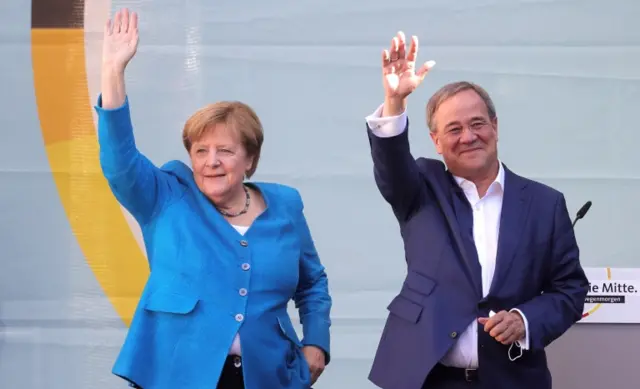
xmin=290 ymin=190 xmax=332 ymax=364
xmin=514 ymin=193 xmax=589 ymax=350
xmin=366 ymin=104 xmax=425 ymax=221
xmin=95 ymin=94 xmax=179 ymax=225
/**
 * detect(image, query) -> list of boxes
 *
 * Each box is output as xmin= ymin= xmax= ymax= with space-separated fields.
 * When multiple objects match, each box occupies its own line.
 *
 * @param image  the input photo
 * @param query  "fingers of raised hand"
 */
xmin=105 ymin=8 xmax=138 ymax=36
xmin=406 ymin=35 xmax=418 ymax=63
xmin=382 ymin=32 xmax=404 ymax=75
xmin=112 ymin=10 xmax=121 ymax=33
xmin=130 ymin=11 xmax=139 ymax=31
xmin=383 ymin=32 xmax=425 ymax=70
xmin=417 ymin=60 xmax=436 ymax=78
xmin=389 ymin=35 xmax=399 ymax=63
xmin=122 ymin=9 xmax=130 ymax=33
xmin=396 ymin=31 xmax=406 ymax=60
xmin=381 ymin=49 xmax=391 ymax=69
xmin=388 ymin=32 xmax=405 ymax=62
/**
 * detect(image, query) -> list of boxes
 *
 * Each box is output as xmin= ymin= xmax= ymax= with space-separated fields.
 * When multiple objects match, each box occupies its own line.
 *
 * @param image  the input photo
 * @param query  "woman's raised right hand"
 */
xmin=102 ymin=8 xmax=139 ymax=72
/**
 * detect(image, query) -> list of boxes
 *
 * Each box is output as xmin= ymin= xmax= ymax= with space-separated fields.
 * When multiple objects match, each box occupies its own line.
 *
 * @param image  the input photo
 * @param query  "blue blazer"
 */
xmin=95 ymin=96 xmax=332 ymax=389
xmin=365 ymin=121 xmax=588 ymax=389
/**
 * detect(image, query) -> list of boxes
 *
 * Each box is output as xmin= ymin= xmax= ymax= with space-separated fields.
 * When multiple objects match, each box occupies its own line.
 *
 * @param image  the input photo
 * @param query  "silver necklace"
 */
xmin=217 ymin=185 xmax=250 ymax=218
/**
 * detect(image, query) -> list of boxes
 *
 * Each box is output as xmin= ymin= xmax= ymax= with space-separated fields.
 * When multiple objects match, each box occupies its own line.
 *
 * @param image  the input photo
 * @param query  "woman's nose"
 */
xmin=207 ymin=152 xmax=220 ymax=167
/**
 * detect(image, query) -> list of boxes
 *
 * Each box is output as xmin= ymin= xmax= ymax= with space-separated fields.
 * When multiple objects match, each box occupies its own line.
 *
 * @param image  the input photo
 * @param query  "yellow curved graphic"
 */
xmin=31 ymin=0 xmax=148 ymax=326
xmin=582 ymin=267 xmax=612 ymax=319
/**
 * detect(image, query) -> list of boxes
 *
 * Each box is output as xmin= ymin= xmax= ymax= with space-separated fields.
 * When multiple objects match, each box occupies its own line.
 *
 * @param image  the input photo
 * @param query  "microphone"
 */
xmin=572 ymin=201 xmax=592 ymax=227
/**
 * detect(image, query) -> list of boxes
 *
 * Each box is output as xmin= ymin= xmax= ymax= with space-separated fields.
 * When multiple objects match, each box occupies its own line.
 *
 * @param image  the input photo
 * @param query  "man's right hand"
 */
xmin=381 ymin=31 xmax=435 ymax=117
xmin=102 ymin=8 xmax=139 ymax=74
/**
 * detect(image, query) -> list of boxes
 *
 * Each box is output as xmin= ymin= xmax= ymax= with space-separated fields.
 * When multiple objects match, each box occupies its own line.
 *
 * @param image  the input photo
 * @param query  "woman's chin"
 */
xmin=195 ymin=182 xmax=228 ymax=201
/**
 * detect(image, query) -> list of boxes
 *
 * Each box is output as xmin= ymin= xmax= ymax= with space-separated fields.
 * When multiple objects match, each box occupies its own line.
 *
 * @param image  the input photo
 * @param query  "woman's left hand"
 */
xmin=302 ymin=345 xmax=326 ymax=384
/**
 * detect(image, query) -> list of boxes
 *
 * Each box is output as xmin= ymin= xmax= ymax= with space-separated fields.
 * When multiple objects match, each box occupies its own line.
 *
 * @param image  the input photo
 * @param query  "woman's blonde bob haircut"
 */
xmin=182 ymin=101 xmax=264 ymax=178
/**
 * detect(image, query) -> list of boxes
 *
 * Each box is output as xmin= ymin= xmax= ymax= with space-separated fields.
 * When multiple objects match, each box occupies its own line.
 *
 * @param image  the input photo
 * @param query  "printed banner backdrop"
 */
xmin=0 ymin=0 xmax=637 ymax=388
xmin=580 ymin=268 xmax=640 ymax=323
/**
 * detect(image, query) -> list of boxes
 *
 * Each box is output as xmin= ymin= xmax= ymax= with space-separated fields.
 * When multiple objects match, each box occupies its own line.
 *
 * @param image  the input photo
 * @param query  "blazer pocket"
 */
xmin=143 ymin=289 xmax=199 ymax=315
xmin=387 ymin=295 xmax=423 ymax=323
xmin=276 ymin=315 xmax=306 ymax=375
xmin=276 ymin=315 xmax=303 ymax=348
xmin=404 ymin=270 xmax=437 ymax=296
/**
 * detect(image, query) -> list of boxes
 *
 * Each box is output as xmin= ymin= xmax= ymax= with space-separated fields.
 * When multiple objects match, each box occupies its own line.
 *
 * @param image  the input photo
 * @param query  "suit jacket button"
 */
xmin=450 ymin=331 xmax=458 ymax=338
xmin=240 ymin=240 xmax=248 ymax=247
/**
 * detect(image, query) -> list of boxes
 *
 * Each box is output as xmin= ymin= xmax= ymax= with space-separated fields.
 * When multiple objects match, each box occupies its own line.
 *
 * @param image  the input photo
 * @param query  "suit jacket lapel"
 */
xmin=420 ymin=159 xmax=483 ymax=298
xmin=489 ymin=165 xmax=531 ymax=295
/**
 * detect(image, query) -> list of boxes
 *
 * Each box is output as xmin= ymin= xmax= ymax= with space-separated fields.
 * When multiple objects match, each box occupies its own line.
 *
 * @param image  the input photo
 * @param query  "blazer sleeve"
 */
xmin=514 ymin=193 xmax=589 ymax=350
xmin=289 ymin=189 xmax=332 ymax=364
xmin=95 ymin=94 xmax=180 ymax=225
xmin=367 ymin=118 xmax=426 ymax=222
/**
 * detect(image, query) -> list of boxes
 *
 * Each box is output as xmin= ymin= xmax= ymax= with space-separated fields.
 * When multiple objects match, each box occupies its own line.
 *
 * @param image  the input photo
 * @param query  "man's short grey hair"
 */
xmin=426 ymin=81 xmax=497 ymax=133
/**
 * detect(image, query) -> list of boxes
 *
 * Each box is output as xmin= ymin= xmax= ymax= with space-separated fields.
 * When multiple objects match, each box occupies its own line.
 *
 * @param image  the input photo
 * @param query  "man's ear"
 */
xmin=492 ymin=116 xmax=499 ymax=140
xmin=430 ymin=131 xmax=443 ymax=155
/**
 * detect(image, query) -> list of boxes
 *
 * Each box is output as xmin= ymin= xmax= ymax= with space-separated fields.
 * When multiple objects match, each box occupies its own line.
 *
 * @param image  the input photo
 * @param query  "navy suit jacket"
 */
xmin=366 ymin=122 xmax=589 ymax=389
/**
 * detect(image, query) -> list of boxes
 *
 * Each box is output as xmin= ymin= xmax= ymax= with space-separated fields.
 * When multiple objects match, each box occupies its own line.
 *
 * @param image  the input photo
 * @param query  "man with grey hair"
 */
xmin=364 ymin=31 xmax=589 ymax=389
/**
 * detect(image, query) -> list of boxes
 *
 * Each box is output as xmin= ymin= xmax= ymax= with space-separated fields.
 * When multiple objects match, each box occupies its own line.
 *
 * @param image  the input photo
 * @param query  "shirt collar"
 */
xmin=450 ymin=160 xmax=505 ymax=194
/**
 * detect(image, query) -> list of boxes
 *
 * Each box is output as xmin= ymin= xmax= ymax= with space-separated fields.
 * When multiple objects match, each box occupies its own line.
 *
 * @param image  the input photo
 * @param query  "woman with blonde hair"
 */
xmin=97 ymin=8 xmax=331 ymax=389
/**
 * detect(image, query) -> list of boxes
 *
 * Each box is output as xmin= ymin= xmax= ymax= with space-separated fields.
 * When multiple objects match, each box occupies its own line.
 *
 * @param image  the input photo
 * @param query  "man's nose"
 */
xmin=459 ymin=127 xmax=478 ymax=144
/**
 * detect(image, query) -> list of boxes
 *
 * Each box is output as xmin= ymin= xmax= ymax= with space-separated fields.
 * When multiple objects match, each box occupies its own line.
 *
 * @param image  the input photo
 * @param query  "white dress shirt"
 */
xmin=365 ymin=104 xmax=529 ymax=369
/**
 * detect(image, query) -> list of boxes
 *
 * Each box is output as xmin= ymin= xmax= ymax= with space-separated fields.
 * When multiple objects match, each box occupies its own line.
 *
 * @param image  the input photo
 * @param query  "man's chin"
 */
xmin=459 ymin=149 xmax=486 ymax=159
xmin=449 ymin=159 xmax=494 ymax=178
